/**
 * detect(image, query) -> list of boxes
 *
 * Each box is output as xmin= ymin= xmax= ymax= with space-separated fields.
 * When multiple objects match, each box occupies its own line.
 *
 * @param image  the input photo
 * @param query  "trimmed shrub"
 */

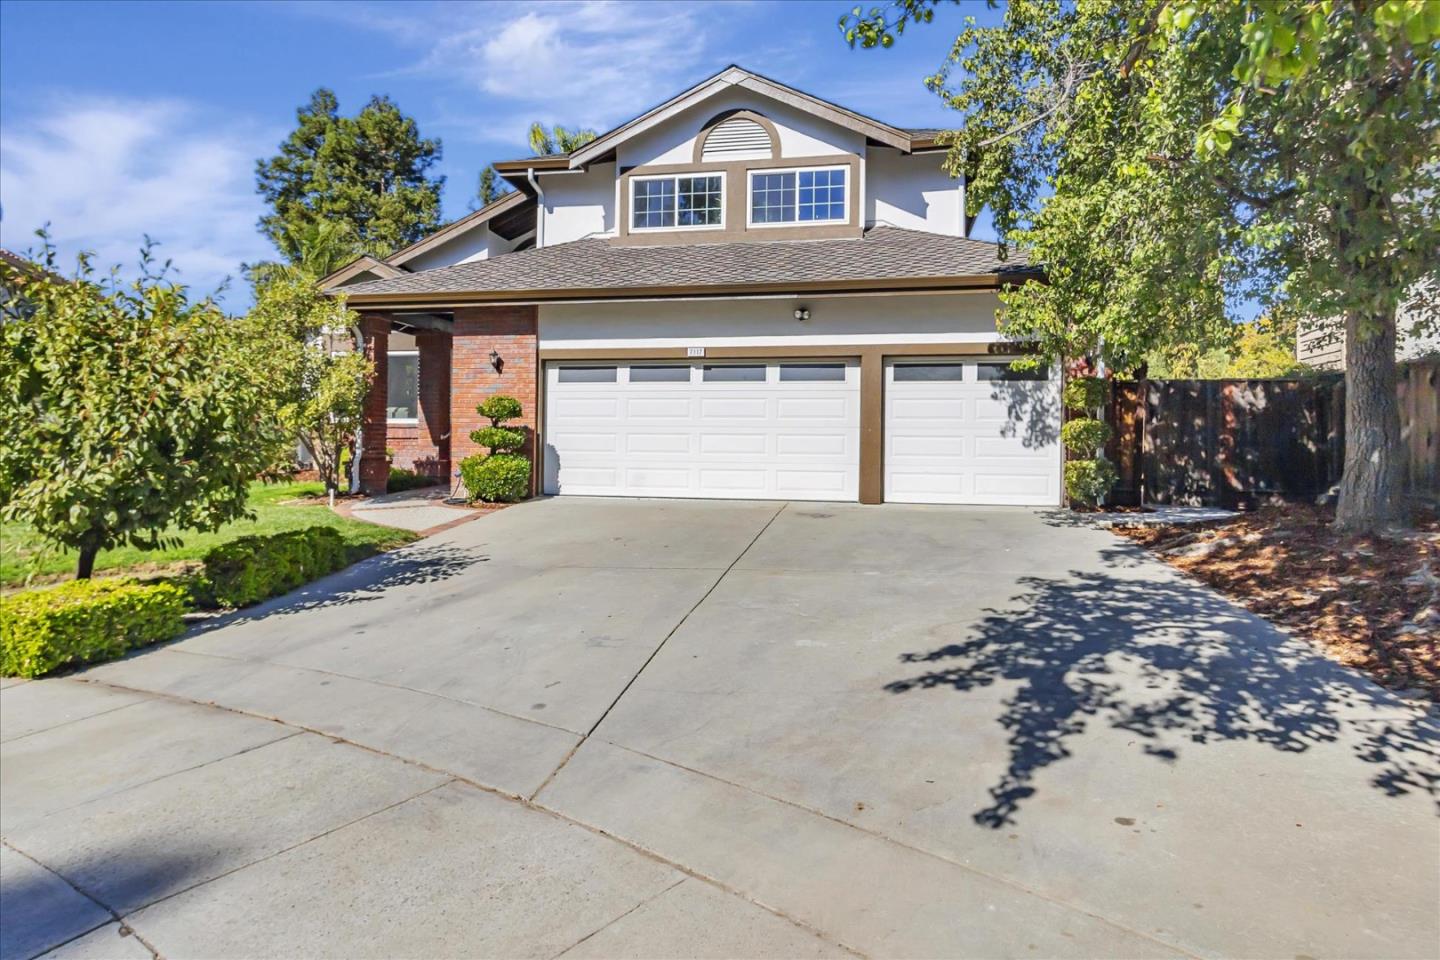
xmin=1060 ymin=417 xmax=1113 ymax=457
xmin=464 ymin=394 xmax=531 ymax=502
xmin=1064 ymin=458 xmax=1118 ymax=507
xmin=460 ymin=453 xmax=530 ymax=503
xmin=387 ymin=467 xmax=436 ymax=493
xmin=1062 ymin=376 xmax=1107 ymax=413
xmin=202 ymin=526 xmax=347 ymax=608
xmin=476 ymin=395 xmax=523 ymax=423
xmin=1 ymin=579 xmax=188 ymax=678
xmin=473 ymin=426 xmax=526 ymax=454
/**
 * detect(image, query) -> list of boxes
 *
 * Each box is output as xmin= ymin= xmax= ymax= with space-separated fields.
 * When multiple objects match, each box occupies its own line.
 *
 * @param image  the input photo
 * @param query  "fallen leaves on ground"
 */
xmin=1116 ymin=504 xmax=1439 ymax=701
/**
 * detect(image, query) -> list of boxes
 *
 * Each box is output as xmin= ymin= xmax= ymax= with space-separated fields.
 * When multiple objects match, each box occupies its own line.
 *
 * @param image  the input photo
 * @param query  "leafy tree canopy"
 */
xmin=842 ymin=0 xmax=1439 ymax=530
xmin=256 ymin=89 xmax=444 ymax=263
xmin=528 ymin=122 xmax=597 ymax=156
xmin=475 ymin=165 xmax=513 ymax=209
xmin=0 ymin=239 xmax=287 ymax=578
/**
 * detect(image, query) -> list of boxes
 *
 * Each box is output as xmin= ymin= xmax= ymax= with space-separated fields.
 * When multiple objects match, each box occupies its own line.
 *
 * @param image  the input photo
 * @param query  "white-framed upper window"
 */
xmin=386 ymin=351 xmax=419 ymax=422
xmin=630 ymin=172 xmax=725 ymax=231
xmin=748 ymin=166 xmax=848 ymax=226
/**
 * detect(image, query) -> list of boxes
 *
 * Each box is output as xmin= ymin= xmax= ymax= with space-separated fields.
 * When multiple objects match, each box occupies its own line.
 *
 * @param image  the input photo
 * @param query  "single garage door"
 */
xmin=544 ymin=360 xmax=859 ymax=500
xmin=884 ymin=358 xmax=1062 ymax=505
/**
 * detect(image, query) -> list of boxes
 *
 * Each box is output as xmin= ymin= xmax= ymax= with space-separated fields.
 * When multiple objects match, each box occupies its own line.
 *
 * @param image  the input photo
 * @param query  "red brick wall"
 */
xmin=451 ymin=306 xmax=539 ymax=493
xmin=358 ymin=315 xmax=390 ymax=495
xmin=388 ymin=332 xmax=452 ymax=481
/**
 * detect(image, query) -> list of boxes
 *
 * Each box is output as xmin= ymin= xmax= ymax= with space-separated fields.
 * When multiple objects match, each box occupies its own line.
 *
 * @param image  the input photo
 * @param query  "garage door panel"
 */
xmin=777 ymin=434 xmax=846 ymax=456
xmin=554 ymin=397 xmax=619 ymax=418
xmin=546 ymin=361 xmax=858 ymax=501
xmin=626 ymin=433 xmax=691 ymax=454
xmin=626 ymin=397 xmax=691 ymax=418
xmin=701 ymin=398 xmax=769 ymax=419
xmin=885 ymin=361 xmax=1059 ymax=506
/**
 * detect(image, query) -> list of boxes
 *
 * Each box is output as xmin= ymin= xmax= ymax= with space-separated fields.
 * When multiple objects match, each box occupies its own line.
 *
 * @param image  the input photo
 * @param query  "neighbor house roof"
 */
xmin=334 ymin=226 xmax=1035 ymax=307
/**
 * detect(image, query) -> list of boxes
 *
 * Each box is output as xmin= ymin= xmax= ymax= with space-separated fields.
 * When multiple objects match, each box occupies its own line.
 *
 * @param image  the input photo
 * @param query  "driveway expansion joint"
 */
xmin=1 ymin=838 xmax=161 ymax=960
xmin=528 ymin=502 xmax=790 ymax=803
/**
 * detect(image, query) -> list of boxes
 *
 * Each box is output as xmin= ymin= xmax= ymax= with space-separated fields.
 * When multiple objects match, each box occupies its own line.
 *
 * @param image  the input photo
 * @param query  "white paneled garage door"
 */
xmin=884 ymin=358 xmax=1061 ymax=505
xmin=544 ymin=361 xmax=859 ymax=501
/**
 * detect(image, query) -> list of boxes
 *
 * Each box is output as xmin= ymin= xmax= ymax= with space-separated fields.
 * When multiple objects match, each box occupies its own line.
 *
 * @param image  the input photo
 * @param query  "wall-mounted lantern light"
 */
xmin=488 ymin=349 xmax=503 ymax=372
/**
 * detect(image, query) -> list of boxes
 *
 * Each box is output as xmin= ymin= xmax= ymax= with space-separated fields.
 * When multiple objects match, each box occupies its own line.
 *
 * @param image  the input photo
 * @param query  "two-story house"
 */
xmin=324 ymin=66 xmax=1056 ymax=506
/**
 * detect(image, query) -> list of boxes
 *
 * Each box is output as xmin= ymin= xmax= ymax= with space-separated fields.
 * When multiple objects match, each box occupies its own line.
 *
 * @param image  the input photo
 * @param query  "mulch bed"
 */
xmin=1115 ymin=504 xmax=1439 ymax=701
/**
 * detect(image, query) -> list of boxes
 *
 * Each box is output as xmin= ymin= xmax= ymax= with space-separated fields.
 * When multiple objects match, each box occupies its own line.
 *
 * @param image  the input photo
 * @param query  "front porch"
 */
xmin=355 ymin=306 xmax=539 ymax=496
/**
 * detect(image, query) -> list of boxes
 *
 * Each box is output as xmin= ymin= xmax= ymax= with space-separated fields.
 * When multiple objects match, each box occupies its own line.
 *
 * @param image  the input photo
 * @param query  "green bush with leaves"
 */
xmin=387 ymin=467 xmax=436 ymax=493
xmin=460 ymin=453 xmax=531 ymax=504
xmin=1060 ymin=418 xmax=1113 ymax=458
xmin=463 ymin=394 xmax=531 ymax=502
xmin=1064 ymin=459 xmax=1119 ymax=508
xmin=201 ymin=526 xmax=347 ymax=608
xmin=1062 ymin=376 xmax=1107 ymax=413
xmin=1 ymin=579 xmax=188 ymax=678
xmin=0 ymin=239 xmax=287 ymax=579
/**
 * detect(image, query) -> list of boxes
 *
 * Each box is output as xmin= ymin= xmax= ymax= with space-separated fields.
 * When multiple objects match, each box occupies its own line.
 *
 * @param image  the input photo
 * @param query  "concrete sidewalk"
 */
xmin=2 ymin=498 xmax=1436 ymax=959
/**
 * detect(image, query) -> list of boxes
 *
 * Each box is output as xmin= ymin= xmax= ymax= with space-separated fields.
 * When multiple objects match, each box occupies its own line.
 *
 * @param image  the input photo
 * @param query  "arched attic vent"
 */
xmin=696 ymin=110 xmax=779 ymax=162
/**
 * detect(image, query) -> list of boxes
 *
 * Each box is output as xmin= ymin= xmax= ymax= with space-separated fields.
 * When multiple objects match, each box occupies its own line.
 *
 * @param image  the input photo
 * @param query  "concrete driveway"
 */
xmin=2 ymin=498 xmax=1436 ymax=959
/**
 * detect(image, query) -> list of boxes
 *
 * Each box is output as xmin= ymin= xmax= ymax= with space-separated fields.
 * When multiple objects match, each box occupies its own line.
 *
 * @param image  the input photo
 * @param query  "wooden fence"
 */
xmin=1105 ymin=358 xmax=1438 ymax=507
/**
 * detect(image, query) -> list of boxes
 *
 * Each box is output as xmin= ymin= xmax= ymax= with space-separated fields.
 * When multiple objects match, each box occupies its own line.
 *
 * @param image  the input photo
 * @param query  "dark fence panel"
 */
xmin=1119 ymin=359 xmax=1437 ymax=507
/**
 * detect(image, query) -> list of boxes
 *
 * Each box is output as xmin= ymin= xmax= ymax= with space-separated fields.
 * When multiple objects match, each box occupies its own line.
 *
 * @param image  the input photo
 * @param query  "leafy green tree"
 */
xmin=842 ymin=0 xmax=1439 ymax=531
xmin=0 ymin=241 xmax=285 ymax=579
xmin=256 ymin=89 xmax=444 ymax=261
xmin=241 ymin=274 xmax=372 ymax=497
xmin=475 ymin=165 xmax=513 ymax=208
xmin=528 ymin=122 xmax=597 ymax=156
xmin=245 ymin=220 xmax=362 ymax=289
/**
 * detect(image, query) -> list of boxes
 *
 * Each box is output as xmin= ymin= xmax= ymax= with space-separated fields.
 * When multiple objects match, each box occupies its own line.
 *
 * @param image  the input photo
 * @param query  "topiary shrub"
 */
xmin=464 ymin=394 xmax=531 ymax=502
xmin=460 ymin=453 xmax=531 ymax=503
xmin=1064 ymin=459 xmax=1118 ymax=508
xmin=1 ymin=579 xmax=188 ymax=678
xmin=202 ymin=526 xmax=348 ymax=608
xmin=1059 ymin=417 xmax=1113 ymax=458
xmin=1062 ymin=376 xmax=1107 ymax=413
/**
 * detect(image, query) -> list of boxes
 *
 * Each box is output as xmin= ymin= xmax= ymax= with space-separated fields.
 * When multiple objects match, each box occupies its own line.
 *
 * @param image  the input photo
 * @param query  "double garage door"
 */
xmin=543 ymin=359 xmax=1059 ymax=504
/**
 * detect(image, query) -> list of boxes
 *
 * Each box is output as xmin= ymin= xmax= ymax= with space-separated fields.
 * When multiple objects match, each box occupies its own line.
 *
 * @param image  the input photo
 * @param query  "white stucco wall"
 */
xmin=403 ymin=222 xmax=532 ymax=271
xmin=539 ymin=292 xmax=1007 ymax=350
xmin=867 ymin=148 xmax=962 ymax=235
xmin=617 ymin=89 xmax=866 ymax=169
xmin=540 ymin=162 xmax=616 ymax=246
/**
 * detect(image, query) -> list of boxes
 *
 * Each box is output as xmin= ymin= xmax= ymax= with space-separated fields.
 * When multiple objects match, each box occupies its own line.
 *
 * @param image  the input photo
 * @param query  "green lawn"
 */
xmin=1 ymin=482 xmax=418 ymax=588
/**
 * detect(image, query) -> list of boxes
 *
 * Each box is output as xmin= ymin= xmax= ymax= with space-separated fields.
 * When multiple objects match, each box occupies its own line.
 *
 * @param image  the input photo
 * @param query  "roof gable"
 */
xmin=567 ymin=65 xmax=913 ymax=168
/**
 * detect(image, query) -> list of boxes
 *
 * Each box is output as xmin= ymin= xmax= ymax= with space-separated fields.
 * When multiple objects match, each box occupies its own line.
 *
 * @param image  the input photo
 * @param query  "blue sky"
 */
xmin=0 ymin=0 xmax=1002 ymax=310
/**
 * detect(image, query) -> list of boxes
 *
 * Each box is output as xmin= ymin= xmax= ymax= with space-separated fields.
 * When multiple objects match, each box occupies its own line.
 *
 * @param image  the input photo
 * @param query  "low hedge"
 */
xmin=1064 ymin=458 xmax=1119 ymax=507
xmin=387 ymin=467 xmax=437 ymax=493
xmin=201 ymin=526 xmax=348 ymax=608
xmin=1 ymin=579 xmax=188 ymax=678
xmin=460 ymin=452 xmax=531 ymax=503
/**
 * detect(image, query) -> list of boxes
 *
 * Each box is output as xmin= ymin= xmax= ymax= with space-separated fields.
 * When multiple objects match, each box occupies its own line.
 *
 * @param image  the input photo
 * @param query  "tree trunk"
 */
xmin=1334 ymin=308 xmax=1407 ymax=533
xmin=76 ymin=543 xmax=99 ymax=580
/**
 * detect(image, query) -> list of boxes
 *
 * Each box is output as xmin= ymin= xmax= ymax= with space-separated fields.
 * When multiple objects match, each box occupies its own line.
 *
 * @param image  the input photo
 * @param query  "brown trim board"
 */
xmin=537 ymin=342 xmax=1034 ymax=505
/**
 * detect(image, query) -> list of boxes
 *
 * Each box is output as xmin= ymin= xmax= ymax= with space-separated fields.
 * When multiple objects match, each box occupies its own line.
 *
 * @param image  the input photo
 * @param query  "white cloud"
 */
xmin=352 ymin=0 xmax=737 ymax=134
xmin=0 ymin=97 xmax=273 ymax=308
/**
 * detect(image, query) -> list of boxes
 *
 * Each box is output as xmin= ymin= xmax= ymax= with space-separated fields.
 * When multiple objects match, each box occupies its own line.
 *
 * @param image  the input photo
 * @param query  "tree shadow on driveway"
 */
xmin=884 ymin=545 xmax=1439 ymax=828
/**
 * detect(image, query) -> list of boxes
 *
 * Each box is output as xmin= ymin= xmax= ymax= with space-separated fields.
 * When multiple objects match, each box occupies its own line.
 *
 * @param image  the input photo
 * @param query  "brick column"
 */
xmin=450 ymin=306 xmax=539 ymax=494
xmin=358 ymin=313 xmax=390 ymax=496
xmin=415 ymin=332 xmax=452 ymax=481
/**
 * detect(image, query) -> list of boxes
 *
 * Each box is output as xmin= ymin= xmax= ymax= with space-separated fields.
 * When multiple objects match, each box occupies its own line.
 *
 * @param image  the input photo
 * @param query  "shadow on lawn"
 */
xmin=885 ymin=543 xmax=1439 ymax=828
xmin=188 ymin=542 xmax=485 ymax=636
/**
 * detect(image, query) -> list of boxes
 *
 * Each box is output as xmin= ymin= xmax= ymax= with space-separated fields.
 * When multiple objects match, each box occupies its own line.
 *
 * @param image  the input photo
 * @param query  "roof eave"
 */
xmin=339 ymin=272 xmax=1040 ymax=310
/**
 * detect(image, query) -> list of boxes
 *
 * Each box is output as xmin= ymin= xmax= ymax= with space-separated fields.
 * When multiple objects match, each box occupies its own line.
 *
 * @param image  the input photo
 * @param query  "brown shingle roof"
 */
xmin=336 ymin=227 xmax=1032 ymax=303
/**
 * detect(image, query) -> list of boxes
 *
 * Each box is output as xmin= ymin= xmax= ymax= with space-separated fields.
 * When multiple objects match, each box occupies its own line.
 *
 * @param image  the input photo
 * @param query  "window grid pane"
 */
xmin=703 ymin=364 xmax=766 ymax=382
xmin=628 ymin=365 xmax=691 ymax=382
xmin=632 ymin=179 xmax=675 ymax=229
xmin=557 ymin=366 xmax=618 ymax=383
xmin=798 ymin=168 xmax=846 ymax=222
xmin=893 ymin=363 xmax=965 ymax=382
xmin=750 ymin=172 xmax=796 ymax=223
xmin=977 ymin=362 xmax=1049 ymax=382
xmin=677 ymin=175 xmax=722 ymax=226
